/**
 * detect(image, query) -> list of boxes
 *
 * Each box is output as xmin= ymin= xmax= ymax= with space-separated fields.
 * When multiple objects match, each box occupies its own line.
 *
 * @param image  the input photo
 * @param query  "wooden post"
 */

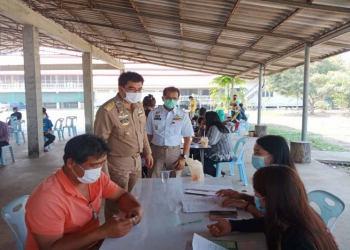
xmin=255 ymin=124 xmax=267 ymax=137
xmin=290 ymin=141 xmax=312 ymax=163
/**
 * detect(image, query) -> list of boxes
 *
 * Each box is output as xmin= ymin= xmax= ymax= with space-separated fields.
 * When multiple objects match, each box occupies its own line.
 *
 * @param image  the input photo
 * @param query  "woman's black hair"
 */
xmin=143 ymin=94 xmax=156 ymax=107
xmin=205 ymin=111 xmax=229 ymax=134
xmin=256 ymin=135 xmax=296 ymax=170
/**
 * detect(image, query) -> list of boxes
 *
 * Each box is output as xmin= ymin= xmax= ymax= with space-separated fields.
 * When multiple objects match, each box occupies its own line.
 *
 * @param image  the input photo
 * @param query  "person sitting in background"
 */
xmin=0 ymin=120 xmax=9 ymax=150
xmin=142 ymin=94 xmax=156 ymax=118
xmin=42 ymin=107 xmax=49 ymax=119
xmin=239 ymin=103 xmax=247 ymax=121
xmin=216 ymin=135 xmax=296 ymax=217
xmin=25 ymin=134 xmax=143 ymax=250
xmin=208 ymin=166 xmax=338 ymax=250
xmin=202 ymin=111 xmax=234 ymax=177
xmin=227 ymin=104 xmax=241 ymax=133
xmin=43 ymin=111 xmax=55 ymax=152
xmin=9 ymin=107 xmax=22 ymax=121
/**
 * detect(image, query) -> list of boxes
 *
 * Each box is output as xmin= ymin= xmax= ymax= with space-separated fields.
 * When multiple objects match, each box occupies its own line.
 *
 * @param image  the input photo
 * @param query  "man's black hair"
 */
xmin=118 ymin=71 xmax=144 ymax=87
xmin=163 ymin=86 xmax=180 ymax=97
xmin=63 ymin=134 xmax=110 ymax=165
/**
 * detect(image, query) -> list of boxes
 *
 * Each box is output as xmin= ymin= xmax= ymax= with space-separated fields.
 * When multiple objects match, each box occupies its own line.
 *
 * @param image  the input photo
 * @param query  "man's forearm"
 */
xmin=117 ymin=192 xmax=141 ymax=212
xmin=49 ymin=225 xmax=104 ymax=250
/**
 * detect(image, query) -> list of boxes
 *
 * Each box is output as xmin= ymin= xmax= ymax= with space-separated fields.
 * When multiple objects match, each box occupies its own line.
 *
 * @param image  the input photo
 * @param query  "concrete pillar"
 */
xmin=257 ymin=64 xmax=263 ymax=125
xmin=82 ymin=52 xmax=94 ymax=134
xmin=22 ymin=25 xmax=44 ymax=157
xmin=301 ymin=44 xmax=310 ymax=141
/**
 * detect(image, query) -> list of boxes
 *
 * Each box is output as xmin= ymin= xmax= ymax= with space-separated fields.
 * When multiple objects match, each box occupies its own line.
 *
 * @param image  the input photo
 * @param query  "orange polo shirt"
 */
xmin=25 ymin=167 xmax=118 ymax=250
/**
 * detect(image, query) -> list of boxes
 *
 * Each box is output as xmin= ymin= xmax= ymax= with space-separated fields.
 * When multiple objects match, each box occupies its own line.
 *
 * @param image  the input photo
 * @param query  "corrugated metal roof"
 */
xmin=0 ymin=0 xmax=350 ymax=78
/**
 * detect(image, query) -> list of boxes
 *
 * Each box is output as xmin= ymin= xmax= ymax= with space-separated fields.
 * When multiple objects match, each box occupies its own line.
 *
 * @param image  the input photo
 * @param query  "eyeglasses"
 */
xmin=123 ymin=87 xmax=143 ymax=93
xmin=164 ymin=97 xmax=179 ymax=101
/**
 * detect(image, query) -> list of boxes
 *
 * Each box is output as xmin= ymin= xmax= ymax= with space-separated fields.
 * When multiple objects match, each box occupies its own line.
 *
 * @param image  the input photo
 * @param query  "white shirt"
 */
xmin=146 ymin=106 xmax=194 ymax=146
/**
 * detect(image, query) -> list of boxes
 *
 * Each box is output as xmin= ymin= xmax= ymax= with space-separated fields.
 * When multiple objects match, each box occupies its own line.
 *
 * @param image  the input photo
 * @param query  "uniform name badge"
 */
xmin=154 ymin=114 xmax=161 ymax=120
xmin=173 ymin=115 xmax=182 ymax=122
xmin=119 ymin=115 xmax=129 ymax=126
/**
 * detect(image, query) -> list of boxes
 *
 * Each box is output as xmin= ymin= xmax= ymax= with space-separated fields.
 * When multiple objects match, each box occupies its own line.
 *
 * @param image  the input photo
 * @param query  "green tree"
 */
xmin=266 ymin=56 xmax=349 ymax=114
xmin=209 ymin=76 xmax=245 ymax=111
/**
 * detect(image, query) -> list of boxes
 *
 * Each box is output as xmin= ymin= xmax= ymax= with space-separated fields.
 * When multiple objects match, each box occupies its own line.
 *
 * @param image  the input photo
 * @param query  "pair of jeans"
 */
xmin=203 ymin=157 xmax=225 ymax=177
xmin=44 ymin=132 xmax=55 ymax=147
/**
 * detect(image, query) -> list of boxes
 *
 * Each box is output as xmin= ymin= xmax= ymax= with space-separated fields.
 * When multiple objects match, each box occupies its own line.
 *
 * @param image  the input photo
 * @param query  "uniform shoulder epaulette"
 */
xmin=103 ymin=101 xmax=115 ymax=111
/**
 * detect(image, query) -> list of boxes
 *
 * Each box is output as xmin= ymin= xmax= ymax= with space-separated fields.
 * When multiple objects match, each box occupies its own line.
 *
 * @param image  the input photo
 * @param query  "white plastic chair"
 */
xmin=1 ymin=195 xmax=29 ymax=250
xmin=214 ymin=137 xmax=248 ymax=185
xmin=308 ymin=190 xmax=345 ymax=232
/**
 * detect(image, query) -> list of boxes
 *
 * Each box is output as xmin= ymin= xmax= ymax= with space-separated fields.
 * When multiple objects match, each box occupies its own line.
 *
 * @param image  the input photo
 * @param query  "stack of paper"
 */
xmin=182 ymin=197 xmax=237 ymax=213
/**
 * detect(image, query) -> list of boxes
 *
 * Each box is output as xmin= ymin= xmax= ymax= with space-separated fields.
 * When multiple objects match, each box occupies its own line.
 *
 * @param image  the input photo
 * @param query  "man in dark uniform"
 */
xmin=94 ymin=71 xmax=153 ymax=220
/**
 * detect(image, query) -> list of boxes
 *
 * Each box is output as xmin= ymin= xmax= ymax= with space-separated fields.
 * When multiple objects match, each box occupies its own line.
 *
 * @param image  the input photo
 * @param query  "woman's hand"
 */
xmin=207 ymin=218 xmax=232 ymax=237
xmin=216 ymin=189 xmax=240 ymax=199
xmin=221 ymin=197 xmax=248 ymax=209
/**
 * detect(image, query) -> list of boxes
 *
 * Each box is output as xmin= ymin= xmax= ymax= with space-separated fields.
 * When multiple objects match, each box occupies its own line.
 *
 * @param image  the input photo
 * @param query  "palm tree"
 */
xmin=209 ymin=76 xmax=246 ymax=111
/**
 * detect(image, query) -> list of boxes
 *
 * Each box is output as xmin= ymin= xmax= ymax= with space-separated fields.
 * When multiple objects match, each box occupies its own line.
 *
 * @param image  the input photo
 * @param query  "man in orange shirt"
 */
xmin=25 ymin=134 xmax=143 ymax=250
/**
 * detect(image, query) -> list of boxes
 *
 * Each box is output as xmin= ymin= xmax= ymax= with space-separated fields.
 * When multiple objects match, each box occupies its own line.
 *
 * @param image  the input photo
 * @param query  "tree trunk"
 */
xmin=309 ymin=101 xmax=315 ymax=115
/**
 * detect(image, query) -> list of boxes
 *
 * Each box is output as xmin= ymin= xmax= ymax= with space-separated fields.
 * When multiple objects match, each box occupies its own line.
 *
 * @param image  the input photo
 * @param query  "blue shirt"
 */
xmin=43 ymin=118 xmax=53 ymax=132
xmin=146 ymin=106 xmax=194 ymax=146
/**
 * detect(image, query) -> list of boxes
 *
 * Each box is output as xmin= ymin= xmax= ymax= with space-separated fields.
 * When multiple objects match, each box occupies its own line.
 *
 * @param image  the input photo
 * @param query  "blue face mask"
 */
xmin=254 ymin=196 xmax=266 ymax=213
xmin=164 ymin=99 xmax=177 ymax=109
xmin=251 ymin=155 xmax=266 ymax=170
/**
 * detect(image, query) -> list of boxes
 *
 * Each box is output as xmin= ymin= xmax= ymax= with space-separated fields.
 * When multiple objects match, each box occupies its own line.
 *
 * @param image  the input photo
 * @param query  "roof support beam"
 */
xmin=0 ymin=0 xmax=124 ymax=69
xmin=254 ymin=0 xmax=350 ymax=14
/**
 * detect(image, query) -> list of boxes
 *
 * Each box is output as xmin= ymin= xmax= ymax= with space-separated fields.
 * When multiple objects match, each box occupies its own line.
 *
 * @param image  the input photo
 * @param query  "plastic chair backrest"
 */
xmin=308 ymin=190 xmax=345 ymax=232
xmin=233 ymin=137 xmax=247 ymax=161
xmin=54 ymin=118 xmax=64 ymax=130
xmin=1 ymin=195 xmax=29 ymax=250
xmin=65 ymin=116 xmax=77 ymax=127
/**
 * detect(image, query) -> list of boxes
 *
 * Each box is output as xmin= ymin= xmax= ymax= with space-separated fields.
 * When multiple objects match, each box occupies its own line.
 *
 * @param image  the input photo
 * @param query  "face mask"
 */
xmin=43 ymin=114 xmax=47 ymax=119
xmin=254 ymin=196 xmax=266 ymax=213
xmin=194 ymin=113 xmax=198 ymax=116
xmin=73 ymin=163 xmax=102 ymax=184
xmin=164 ymin=99 xmax=177 ymax=109
xmin=122 ymin=87 xmax=142 ymax=104
xmin=13 ymin=110 xmax=16 ymax=113
xmin=251 ymin=155 xmax=268 ymax=170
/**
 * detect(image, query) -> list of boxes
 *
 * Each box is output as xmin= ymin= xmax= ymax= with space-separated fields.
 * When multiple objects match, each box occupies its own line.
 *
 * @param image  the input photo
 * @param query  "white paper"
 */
xmin=183 ymin=184 xmax=233 ymax=193
xmin=182 ymin=197 xmax=237 ymax=213
xmin=192 ymin=233 xmax=227 ymax=250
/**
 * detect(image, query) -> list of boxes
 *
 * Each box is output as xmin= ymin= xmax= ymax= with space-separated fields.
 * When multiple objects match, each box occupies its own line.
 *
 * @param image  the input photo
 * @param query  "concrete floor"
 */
xmin=1 ymin=136 xmax=349 ymax=249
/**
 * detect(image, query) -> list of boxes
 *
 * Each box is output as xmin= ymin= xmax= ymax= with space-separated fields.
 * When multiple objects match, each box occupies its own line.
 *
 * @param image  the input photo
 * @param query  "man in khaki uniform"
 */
xmin=94 ymin=71 xmax=153 ymax=220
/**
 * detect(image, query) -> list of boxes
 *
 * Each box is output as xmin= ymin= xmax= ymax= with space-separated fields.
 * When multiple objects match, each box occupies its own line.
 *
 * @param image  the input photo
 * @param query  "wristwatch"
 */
xmin=180 ymin=154 xmax=188 ymax=159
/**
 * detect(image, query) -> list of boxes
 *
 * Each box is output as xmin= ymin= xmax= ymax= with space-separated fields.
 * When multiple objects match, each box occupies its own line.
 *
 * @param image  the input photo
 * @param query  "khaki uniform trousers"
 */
xmin=148 ymin=144 xmax=182 ymax=178
xmin=104 ymin=154 xmax=141 ymax=220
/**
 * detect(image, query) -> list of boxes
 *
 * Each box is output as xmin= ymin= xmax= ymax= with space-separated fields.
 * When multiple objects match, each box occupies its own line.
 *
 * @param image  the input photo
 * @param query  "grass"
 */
xmin=250 ymin=124 xmax=348 ymax=152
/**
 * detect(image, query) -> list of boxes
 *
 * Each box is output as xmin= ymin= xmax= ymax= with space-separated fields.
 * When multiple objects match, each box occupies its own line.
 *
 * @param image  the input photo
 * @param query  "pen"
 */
xmin=182 ymin=219 xmax=203 ymax=226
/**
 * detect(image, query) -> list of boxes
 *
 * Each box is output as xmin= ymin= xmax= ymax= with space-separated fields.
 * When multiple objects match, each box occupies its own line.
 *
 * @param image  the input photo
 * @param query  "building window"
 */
xmin=262 ymin=91 xmax=265 ymax=97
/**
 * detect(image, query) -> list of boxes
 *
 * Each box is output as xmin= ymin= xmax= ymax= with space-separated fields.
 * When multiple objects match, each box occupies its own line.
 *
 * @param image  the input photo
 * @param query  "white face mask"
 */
xmin=122 ymin=87 xmax=142 ymax=104
xmin=73 ymin=163 xmax=102 ymax=184
xmin=43 ymin=114 xmax=47 ymax=119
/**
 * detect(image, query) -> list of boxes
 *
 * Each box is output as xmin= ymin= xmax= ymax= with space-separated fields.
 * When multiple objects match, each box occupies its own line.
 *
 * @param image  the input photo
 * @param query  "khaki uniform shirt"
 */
xmin=94 ymin=94 xmax=151 ymax=157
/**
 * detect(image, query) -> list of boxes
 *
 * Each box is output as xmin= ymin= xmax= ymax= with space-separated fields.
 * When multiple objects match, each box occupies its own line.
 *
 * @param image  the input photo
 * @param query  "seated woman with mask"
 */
xmin=208 ymin=166 xmax=338 ymax=250
xmin=202 ymin=111 xmax=234 ymax=177
xmin=216 ymin=135 xmax=296 ymax=217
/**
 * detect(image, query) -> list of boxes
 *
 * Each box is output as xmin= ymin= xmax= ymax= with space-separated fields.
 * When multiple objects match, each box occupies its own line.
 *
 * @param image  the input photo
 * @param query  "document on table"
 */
xmin=183 ymin=184 xmax=233 ymax=197
xmin=182 ymin=197 xmax=237 ymax=213
xmin=192 ymin=234 xmax=227 ymax=250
